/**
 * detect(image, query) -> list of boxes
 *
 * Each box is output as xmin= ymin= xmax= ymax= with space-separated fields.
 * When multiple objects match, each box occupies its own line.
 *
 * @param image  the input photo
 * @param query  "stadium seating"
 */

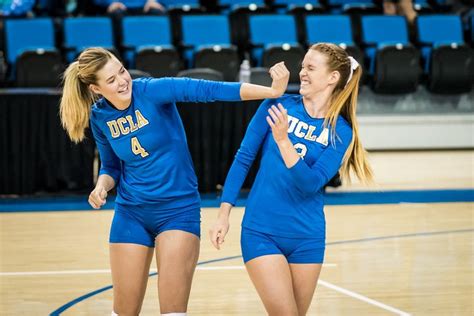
xmin=121 ymin=16 xmax=182 ymax=78
xmin=181 ymin=15 xmax=239 ymax=81
xmin=63 ymin=17 xmax=115 ymax=62
xmin=305 ymin=14 xmax=365 ymax=78
xmin=248 ymin=14 xmax=305 ymax=83
xmin=5 ymin=18 xmax=62 ymax=87
xmin=416 ymin=15 xmax=473 ymax=94
xmin=361 ymin=15 xmax=420 ymax=93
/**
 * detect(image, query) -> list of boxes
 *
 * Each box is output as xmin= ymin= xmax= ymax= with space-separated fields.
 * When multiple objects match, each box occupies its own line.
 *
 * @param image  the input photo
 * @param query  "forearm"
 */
xmin=95 ymin=174 xmax=116 ymax=192
xmin=218 ymin=202 xmax=233 ymax=219
xmin=276 ymin=138 xmax=300 ymax=168
xmin=240 ymin=83 xmax=280 ymax=100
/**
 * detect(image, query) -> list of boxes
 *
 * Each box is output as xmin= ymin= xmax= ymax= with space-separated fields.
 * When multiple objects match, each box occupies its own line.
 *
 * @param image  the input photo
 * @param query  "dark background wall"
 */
xmin=0 ymin=90 xmax=261 ymax=195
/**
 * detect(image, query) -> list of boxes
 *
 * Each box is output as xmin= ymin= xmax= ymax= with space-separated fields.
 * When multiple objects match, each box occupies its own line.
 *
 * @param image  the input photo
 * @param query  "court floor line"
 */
xmin=2 ymin=189 xmax=473 ymax=212
xmin=0 ymin=264 xmax=338 ymax=276
xmin=12 ymin=266 xmax=408 ymax=316
xmin=47 ymin=228 xmax=472 ymax=315
xmin=318 ymin=280 xmax=411 ymax=316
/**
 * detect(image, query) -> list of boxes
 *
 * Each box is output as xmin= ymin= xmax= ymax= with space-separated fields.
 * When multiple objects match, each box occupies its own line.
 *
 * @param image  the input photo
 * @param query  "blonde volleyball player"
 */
xmin=210 ymin=43 xmax=373 ymax=315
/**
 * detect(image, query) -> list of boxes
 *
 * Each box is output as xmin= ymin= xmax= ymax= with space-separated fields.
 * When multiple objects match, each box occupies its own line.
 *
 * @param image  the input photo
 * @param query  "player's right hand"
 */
xmin=269 ymin=61 xmax=290 ymax=98
xmin=88 ymin=186 xmax=107 ymax=209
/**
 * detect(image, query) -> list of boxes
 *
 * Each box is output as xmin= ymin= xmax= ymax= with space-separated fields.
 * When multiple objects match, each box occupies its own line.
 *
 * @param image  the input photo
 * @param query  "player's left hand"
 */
xmin=266 ymin=103 xmax=289 ymax=143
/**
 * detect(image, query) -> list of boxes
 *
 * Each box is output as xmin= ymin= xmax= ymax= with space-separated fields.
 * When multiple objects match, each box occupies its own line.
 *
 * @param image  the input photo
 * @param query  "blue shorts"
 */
xmin=109 ymin=203 xmax=201 ymax=248
xmin=241 ymin=227 xmax=325 ymax=264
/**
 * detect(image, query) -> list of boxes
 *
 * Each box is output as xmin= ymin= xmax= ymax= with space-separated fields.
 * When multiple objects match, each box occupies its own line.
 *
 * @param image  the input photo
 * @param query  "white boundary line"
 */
xmin=318 ymin=279 xmax=411 ymax=316
xmin=1 ymin=264 xmax=410 ymax=315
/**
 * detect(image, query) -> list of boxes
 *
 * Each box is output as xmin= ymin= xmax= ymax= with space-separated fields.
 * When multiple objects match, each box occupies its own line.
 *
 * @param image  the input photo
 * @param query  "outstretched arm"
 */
xmin=142 ymin=62 xmax=290 ymax=104
xmin=240 ymin=62 xmax=290 ymax=100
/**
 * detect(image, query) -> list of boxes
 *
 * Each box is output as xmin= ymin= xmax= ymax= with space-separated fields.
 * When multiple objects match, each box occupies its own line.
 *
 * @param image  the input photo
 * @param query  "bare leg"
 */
xmin=245 ymin=255 xmax=299 ymax=316
xmin=289 ymin=264 xmax=322 ymax=316
xmin=110 ymin=243 xmax=154 ymax=315
xmin=155 ymin=230 xmax=200 ymax=314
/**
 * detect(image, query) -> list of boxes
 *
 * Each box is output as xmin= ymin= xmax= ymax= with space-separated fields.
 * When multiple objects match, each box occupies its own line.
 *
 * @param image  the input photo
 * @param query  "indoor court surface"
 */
xmin=1 ymin=150 xmax=473 ymax=315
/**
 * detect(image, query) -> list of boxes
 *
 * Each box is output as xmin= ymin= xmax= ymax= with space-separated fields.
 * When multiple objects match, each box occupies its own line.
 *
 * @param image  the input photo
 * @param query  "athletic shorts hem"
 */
xmin=109 ymin=239 xmax=155 ymax=248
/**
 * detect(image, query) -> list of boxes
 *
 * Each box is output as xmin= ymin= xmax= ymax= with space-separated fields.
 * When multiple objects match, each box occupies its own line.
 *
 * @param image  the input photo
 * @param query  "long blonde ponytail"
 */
xmin=60 ymin=47 xmax=114 ymax=143
xmin=312 ymin=43 xmax=374 ymax=184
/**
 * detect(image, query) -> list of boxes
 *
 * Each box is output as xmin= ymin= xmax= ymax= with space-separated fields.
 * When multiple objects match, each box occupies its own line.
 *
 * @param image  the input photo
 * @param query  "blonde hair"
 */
xmin=311 ymin=43 xmax=373 ymax=184
xmin=60 ymin=47 xmax=115 ymax=143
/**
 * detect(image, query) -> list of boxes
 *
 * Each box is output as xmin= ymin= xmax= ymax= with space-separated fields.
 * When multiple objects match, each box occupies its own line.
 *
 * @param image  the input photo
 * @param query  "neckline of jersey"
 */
xmin=299 ymin=95 xmax=326 ymax=121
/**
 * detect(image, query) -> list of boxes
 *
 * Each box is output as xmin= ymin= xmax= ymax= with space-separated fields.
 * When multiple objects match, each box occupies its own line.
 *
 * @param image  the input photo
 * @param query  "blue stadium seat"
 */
xmin=305 ymin=15 xmax=355 ymax=47
xmin=272 ymin=0 xmax=324 ymax=14
xmin=160 ymin=0 xmax=200 ymax=9
xmin=413 ymin=0 xmax=434 ymax=13
xmin=248 ymin=14 xmax=305 ymax=82
xmin=121 ymin=16 xmax=181 ymax=77
xmin=63 ymin=17 xmax=115 ymax=62
xmin=218 ymin=0 xmax=266 ymax=10
xmin=221 ymin=1 xmax=270 ymax=54
xmin=361 ymin=15 xmax=420 ymax=93
xmin=416 ymin=15 xmax=473 ymax=93
xmin=305 ymin=15 xmax=365 ymax=81
xmin=5 ymin=18 xmax=63 ymax=87
xmin=181 ymin=15 xmax=239 ymax=81
xmin=159 ymin=0 xmax=204 ymax=45
xmin=326 ymin=0 xmax=380 ymax=15
xmin=273 ymin=1 xmax=326 ymax=43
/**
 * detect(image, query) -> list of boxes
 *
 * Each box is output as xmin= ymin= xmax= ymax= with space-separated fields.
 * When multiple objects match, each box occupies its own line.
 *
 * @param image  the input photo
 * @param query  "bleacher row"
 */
xmin=1 ymin=0 xmax=473 ymax=94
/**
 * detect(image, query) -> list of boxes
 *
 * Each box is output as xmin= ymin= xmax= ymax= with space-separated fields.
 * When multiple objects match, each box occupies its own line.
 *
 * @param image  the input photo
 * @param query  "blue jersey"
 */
xmin=90 ymin=77 xmax=241 ymax=210
xmin=221 ymin=94 xmax=353 ymax=238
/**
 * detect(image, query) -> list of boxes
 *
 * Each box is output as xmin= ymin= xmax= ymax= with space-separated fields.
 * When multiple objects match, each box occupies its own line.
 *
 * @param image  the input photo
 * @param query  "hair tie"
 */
xmin=346 ymin=56 xmax=360 ymax=86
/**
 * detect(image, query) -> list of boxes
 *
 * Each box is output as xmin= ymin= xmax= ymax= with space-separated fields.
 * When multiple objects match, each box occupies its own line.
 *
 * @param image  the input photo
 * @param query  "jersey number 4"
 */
xmin=131 ymin=137 xmax=149 ymax=158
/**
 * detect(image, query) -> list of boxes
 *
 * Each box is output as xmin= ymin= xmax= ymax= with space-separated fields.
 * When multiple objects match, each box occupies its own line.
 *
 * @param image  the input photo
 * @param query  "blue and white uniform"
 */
xmin=90 ymin=77 xmax=242 ymax=247
xmin=221 ymin=94 xmax=353 ymax=263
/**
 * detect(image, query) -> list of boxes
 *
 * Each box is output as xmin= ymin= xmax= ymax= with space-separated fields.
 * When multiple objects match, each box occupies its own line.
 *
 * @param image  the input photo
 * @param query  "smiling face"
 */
xmin=299 ymin=49 xmax=340 ymax=99
xmin=89 ymin=57 xmax=132 ymax=109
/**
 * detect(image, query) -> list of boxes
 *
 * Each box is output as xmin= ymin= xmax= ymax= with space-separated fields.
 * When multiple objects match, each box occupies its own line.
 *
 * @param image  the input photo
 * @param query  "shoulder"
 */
xmin=132 ymin=77 xmax=151 ymax=94
xmin=90 ymin=100 xmax=106 ymax=132
xmin=276 ymin=94 xmax=301 ymax=105
xmin=260 ymin=94 xmax=301 ymax=108
xmin=90 ymin=98 xmax=106 ymax=118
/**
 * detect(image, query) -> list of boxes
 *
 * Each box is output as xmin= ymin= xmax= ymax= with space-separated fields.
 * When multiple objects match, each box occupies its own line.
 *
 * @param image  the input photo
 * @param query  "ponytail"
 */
xmin=59 ymin=47 xmax=114 ymax=143
xmin=325 ymin=66 xmax=374 ymax=184
xmin=60 ymin=61 xmax=96 ymax=143
xmin=311 ymin=43 xmax=373 ymax=184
